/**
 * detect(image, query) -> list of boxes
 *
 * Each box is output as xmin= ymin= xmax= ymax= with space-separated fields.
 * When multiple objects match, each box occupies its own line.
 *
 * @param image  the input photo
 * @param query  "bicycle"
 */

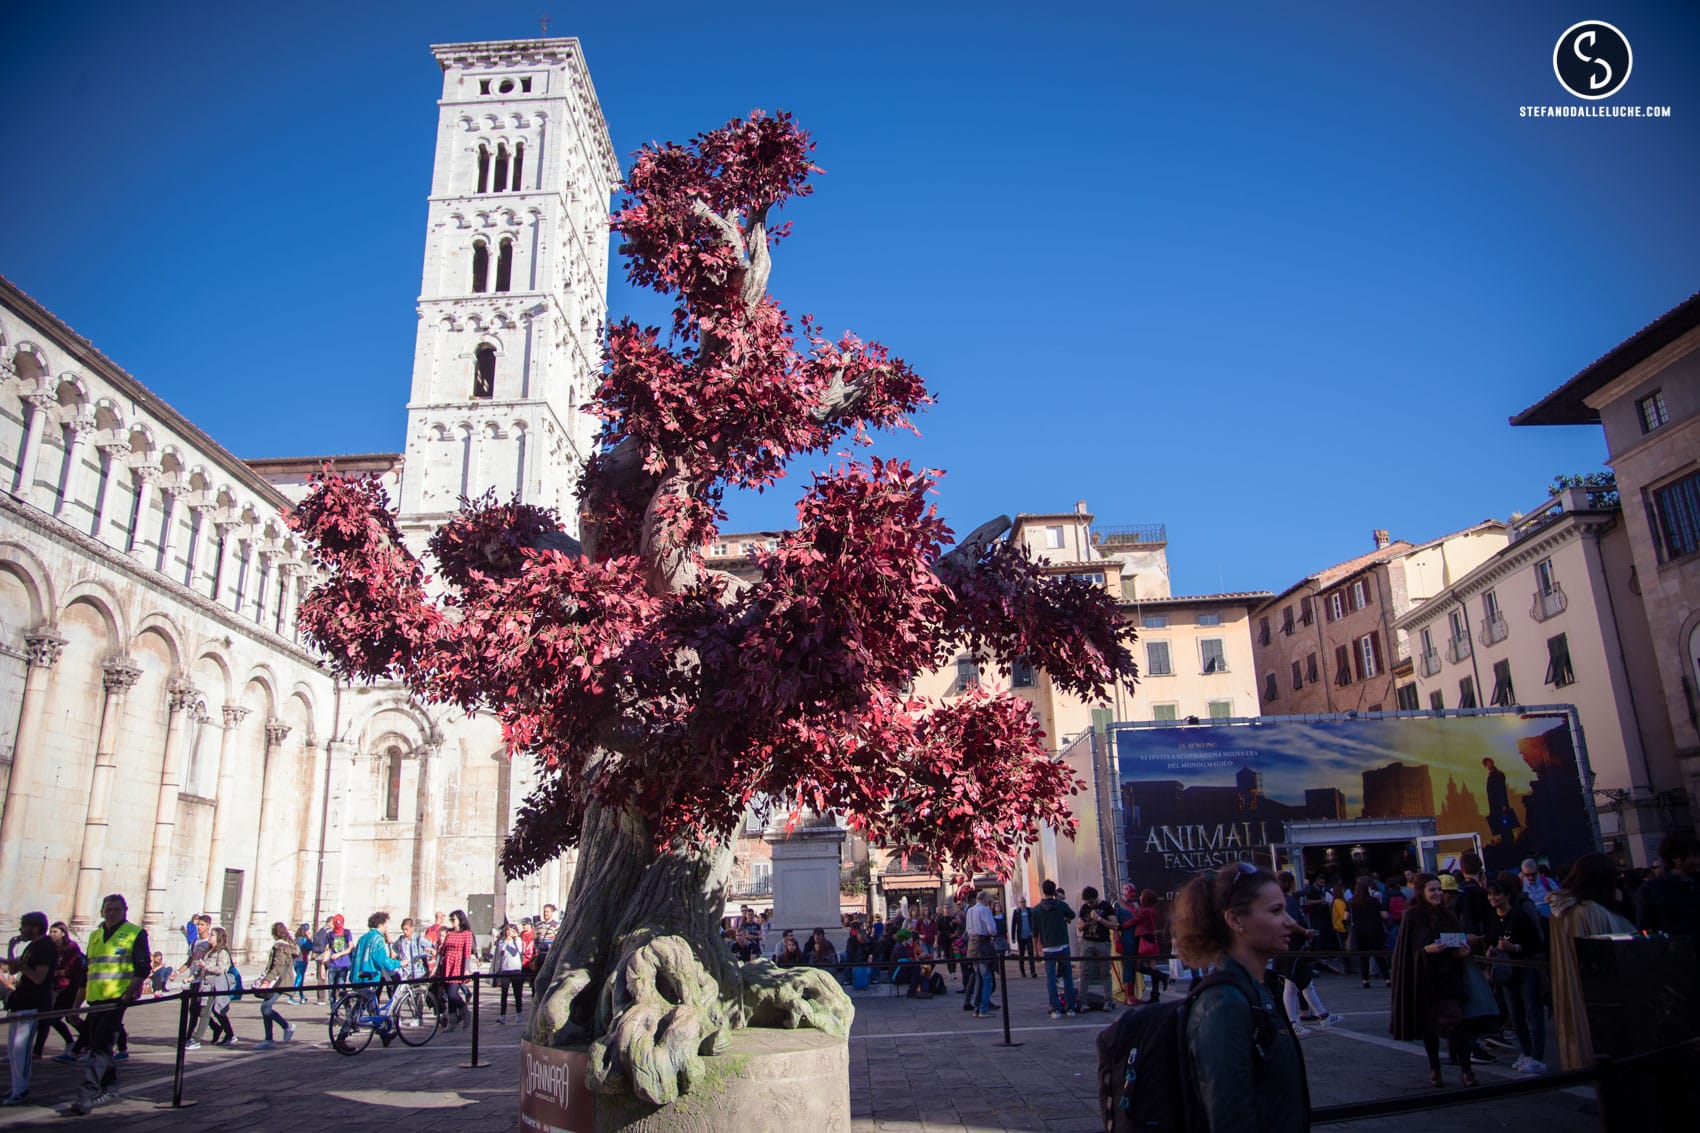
xmin=328 ymin=976 xmax=441 ymax=1055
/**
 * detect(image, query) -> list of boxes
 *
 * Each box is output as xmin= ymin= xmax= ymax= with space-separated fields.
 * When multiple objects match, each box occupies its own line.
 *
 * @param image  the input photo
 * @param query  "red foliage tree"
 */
xmin=290 ymin=111 xmax=1135 ymax=1105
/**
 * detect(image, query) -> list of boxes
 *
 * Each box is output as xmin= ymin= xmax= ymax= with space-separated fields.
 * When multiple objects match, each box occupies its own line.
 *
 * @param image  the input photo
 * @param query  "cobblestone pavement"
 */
xmin=0 ymin=968 xmax=1603 ymax=1131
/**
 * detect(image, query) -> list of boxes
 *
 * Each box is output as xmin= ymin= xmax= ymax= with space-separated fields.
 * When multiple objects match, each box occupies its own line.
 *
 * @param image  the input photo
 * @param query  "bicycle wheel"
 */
xmin=392 ymin=983 xmax=440 ymax=1046
xmin=329 ymin=992 xmax=374 ymax=1055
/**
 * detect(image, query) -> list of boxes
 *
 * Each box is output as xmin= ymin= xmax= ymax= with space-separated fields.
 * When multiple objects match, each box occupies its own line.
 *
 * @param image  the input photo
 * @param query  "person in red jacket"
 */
xmin=434 ymin=910 xmax=478 ymax=1032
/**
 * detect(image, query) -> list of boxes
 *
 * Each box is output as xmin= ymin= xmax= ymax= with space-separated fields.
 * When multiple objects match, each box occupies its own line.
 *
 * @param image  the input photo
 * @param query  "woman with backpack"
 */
xmin=196 ymin=928 xmax=238 ymax=1048
xmin=1172 ymin=861 xmax=1308 ymax=1132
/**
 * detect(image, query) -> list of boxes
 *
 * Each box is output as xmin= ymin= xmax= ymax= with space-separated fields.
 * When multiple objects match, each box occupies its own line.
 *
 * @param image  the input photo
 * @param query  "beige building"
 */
xmin=1513 ymin=290 xmax=1700 ymax=822
xmin=706 ymin=502 xmax=1270 ymax=915
xmin=1392 ymin=487 xmax=1680 ymax=865
xmin=1250 ymin=524 xmax=1509 ymax=717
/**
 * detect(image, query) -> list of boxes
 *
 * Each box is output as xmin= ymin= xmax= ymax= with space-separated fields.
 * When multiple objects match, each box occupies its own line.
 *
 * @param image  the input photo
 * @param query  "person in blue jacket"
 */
xmin=349 ymin=912 xmax=402 ymax=990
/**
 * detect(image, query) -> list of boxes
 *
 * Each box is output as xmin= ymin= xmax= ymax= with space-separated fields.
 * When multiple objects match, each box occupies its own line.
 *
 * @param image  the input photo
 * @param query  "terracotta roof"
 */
xmin=1256 ymin=519 xmax=1506 ymax=613
xmin=1120 ymin=591 xmax=1273 ymax=607
xmin=1512 ymin=288 xmax=1700 ymax=426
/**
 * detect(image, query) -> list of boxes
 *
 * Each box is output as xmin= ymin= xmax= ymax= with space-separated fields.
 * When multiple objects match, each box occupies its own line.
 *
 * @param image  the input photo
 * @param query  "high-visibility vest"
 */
xmin=85 ymin=921 xmax=142 ymax=1002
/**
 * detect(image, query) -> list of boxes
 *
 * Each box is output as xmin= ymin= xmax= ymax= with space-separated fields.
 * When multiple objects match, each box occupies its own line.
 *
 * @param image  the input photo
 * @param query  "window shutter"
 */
xmin=1352 ymin=639 xmax=1365 ymax=681
xmin=1335 ymin=644 xmax=1351 ymax=684
xmin=1370 ymin=630 xmax=1384 ymax=674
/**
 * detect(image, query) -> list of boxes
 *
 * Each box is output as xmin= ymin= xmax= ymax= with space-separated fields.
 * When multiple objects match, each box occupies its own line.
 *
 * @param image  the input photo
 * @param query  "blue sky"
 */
xmin=4 ymin=2 xmax=1697 ymax=594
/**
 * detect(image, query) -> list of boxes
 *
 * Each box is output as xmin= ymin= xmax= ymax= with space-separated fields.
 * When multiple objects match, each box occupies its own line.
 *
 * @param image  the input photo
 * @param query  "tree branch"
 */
xmin=938 ymin=515 xmax=1012 ymax=573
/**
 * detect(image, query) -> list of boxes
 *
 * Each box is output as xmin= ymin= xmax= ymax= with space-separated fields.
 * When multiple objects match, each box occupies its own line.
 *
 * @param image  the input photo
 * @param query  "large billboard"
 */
xmin=1114 ymin=712 xmax=1598 ymax=895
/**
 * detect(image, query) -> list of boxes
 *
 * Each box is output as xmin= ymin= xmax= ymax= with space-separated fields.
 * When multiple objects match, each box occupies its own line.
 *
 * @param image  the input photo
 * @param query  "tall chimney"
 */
xmin=1373 ymin=529 xmax=1390 ymax=550
xmin=1075 ymin=500 xmax=1089 ymax=515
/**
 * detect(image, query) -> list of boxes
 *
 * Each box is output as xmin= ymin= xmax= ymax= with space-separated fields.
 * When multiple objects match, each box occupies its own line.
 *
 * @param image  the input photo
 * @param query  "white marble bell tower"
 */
xmin=397 ymin=38 xmax=620 ymax=539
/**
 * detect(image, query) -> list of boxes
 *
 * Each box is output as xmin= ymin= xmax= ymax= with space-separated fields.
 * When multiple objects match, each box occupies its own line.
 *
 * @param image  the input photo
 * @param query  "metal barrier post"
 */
xmin=172 ymin=990 xmax=194 ymax=1108
xmin=998 ymin=951 xmax=1015 ymax=1047
xmin=459 ymin=973 xmax=489 ymax=1069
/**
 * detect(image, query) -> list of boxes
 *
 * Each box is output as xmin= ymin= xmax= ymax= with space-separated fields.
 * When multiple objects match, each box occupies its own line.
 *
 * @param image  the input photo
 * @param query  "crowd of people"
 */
xmin=1 ymin=892 xmax=567 ymax=1113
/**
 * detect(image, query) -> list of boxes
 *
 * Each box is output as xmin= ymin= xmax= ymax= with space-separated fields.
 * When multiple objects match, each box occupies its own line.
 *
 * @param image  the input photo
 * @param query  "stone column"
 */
xmin=155 ymin=484 xmax=187 ymax=574
xmin=10 ymin=391 xmax=56 ymax=504
xmin=69 ymin=658 xmax=142 ymax=934
xmin=211 ymin=521 xmax=240 ymax=604
xmin=182 ymin=504 xmax=209 ymax=589
xmin=243 ymin=719 xmax=290 ymax=952
xmin=126 ymin=465 xmax=161 ymax=560
xmin=764 ymin=813 xmax=849 ymax=952
xmin=141 ymin=676 xmax=200 ymax=933
xmin=0 ymin=630 xmax=67 ymax=899
xmin=308 ymin=740 xmax=356 ymax=925
xmin=271 ymin=563 xmax=297 ymax=635
xmin=410 ymin=741 xmax=441 ymax=922
xmin=91 ymin=441 xmax=131 ymax=546
xmin=200 ymin=704 xmax=251 ymax=915
xmin=53 ymin=415 xmax=94 ymax=519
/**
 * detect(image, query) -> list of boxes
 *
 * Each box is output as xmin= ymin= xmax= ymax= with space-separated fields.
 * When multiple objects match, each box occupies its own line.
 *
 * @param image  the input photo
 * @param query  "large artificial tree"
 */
xmin=290 ymin=111 xmax=1137 ymax=1109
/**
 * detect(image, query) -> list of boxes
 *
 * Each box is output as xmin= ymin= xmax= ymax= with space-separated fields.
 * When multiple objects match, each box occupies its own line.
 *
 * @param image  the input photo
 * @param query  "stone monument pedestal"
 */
xmin=765 ymin=813 xmax=848 ymax=951
xmin=520 ymin=1030 xmax=850 ymax=1133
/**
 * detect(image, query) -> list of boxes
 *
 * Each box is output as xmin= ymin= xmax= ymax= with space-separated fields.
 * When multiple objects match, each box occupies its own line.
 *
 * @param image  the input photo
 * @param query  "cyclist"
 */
xmin=350 ymin=912 xmax=402 ymax=1001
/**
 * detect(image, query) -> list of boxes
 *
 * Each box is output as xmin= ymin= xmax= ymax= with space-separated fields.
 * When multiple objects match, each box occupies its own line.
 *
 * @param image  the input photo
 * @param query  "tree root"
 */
xmin=527 ymin=962 xmax=595 ymax=1047
xmin=586 ymin=934 xmax=732 ymax=1106
xmin=739 ymin=959 xmax=854 ymax=1037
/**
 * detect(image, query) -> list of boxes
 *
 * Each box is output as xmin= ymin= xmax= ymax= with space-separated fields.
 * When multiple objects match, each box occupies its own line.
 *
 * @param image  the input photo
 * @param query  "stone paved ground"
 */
xmin=0 ymin=968 xmax=1603 ymax=1131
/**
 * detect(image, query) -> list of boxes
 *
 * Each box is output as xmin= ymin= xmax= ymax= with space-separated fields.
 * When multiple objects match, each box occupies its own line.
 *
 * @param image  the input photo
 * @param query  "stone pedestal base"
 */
xmin=522 ymin=1029 xmax=849 ymax=1133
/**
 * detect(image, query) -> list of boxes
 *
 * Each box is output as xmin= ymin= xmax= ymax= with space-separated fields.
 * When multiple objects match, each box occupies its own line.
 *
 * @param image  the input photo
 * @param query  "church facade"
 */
xmin=0 ymin=38 xmax=618 ymax=958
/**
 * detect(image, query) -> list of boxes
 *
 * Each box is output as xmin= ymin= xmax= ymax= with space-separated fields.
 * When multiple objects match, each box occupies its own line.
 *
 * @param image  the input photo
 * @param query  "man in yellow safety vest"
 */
xmin=66 ymin=895 xmax=149 ymax=1117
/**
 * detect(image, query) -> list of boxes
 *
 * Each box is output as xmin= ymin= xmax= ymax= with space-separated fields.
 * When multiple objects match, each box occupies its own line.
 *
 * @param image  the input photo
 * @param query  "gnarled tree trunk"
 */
xmin=527 ymin=795 xmax=852 ymax=1109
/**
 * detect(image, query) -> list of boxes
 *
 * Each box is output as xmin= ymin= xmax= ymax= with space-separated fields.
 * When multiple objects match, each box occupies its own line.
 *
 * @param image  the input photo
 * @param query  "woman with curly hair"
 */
xmin=1172 ymin=862 xmax=1308 ymax=1132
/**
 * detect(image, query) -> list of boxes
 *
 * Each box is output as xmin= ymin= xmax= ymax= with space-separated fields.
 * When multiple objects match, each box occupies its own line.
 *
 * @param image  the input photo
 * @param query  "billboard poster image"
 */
xmin=1114 ymin=712 xmax=1598 ymax=895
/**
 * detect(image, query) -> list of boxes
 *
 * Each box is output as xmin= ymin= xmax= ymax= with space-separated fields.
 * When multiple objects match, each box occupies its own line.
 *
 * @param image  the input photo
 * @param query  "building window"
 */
xmin=1544 ymin=633 xmax=1575 ymax=688
xmin=1328 ymin=592 xmax=1345 ymax=622
xmin=1145 ymin=640 xmax=1172 ymax=677
xmin=1304 ymin=653 xmax=1318 ymax=684
xmin=520 ymin=77 xmax=532 ymax=93
xmin=1151 ymin=703 xmax=1178 ymax=722
xmin=1258 ymin=616 xmax=1271 ymax=646
xmin=1011 ymin=659 xmax=1036 ymax=688
xmin=1419 ymin=626 xmax=1436 ymax=659
xmin=1264 ymin=672 xmax=1279 ymax=702
xmin=384 ymin=745 xmax=403 ymax=821
xmin=1395 ymin=682 xmax=1420 ymax=710
xmin=493 ymin=142 xmax=510 ymax=192
xmin=1650 ymin=470 xmax=1700 ymax=561
xmin=1637 ymin=389 xmax=1669 ymax=433
xmin=1429 ymin=689 xmax=1445 ymax=710
xmin=511 ymin=141 xmax=525 ymax=191
xmin=1280 ymin=606 xmax=1295 ymax=635
xmin=1350 ymin=579 xmax=1369 ymax=610
xmin=471 ymin=241 xmax=490 ymax=292
xmin=472 ymin=346 xmax=496 ymax=399
xmin=1299 ymin=596 xmax=1313 ymax=626
xmin=954 ymin=656 xmax=979 ymax=692
xmin=1334 ymin=644 xmax=1352 ymax=686
xmin=1489 ymin=659 xmax=1515 ymax=706
xmin=495 ymin=237 xmax=514 ymax=292
xmin=479 ymin=79 xmax=492 ymax=96
xmin=1044 ymin=525 xmax=1064 ymax=549
xmin=1197 ymin=612 xmax=1221 ymax=627
xmin=1458 ymin=676 xmax=1477 ymax=709
xmin=1142 ymin=613 xmax=1169 ymax=629
xmin=476 ymin=144 xmax=490 ymax=193
xmin=1534 ymin=558 xmax=1557 ymax=596
xmin=1483 ymin=589 xmax=1500 ymax=620
xmin=1355 ymin=632 xmax=1382 ymax=680
xmin=1291 ymin=660 xmax=1303 ymax=691
xmin=1207 ymin=700 xmax=1233 ymax=720
xmin=1200 ymin=639 xmax=1227 ymax=674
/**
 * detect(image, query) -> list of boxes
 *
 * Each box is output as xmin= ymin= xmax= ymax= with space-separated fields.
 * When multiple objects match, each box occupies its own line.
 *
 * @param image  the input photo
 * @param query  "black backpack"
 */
xmin=1095 ymin=967 xmax=1288 ymax=1132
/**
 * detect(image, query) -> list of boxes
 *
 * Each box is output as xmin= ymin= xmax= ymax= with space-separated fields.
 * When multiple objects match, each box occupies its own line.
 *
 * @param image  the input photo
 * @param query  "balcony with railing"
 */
xmin=1509 ymin=484 xmax=1618 ymax=545
xmin=1418 ymin=649 xmax=1442 ymax=678
xmin=1481 ymin=613 xmax=1508 ymax=645
xmin=1094 ymin=523 xmax=1168 ymax=547
xmin=1531 ymin=583 xmax=1568 ymax=623
xmin=1445 ymin=634 xmax=1472 ymax=664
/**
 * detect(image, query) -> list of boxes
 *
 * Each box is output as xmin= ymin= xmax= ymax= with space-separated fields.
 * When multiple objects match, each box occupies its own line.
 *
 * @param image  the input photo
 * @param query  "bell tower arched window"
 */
xmin=383 ymin=745 xmax=402 ymax=821
xmin=472 ymin=345 xmax=496 ymax=399
xmin=495 ymin=237 xmax=513 ymax=293
xmin=476 ymin=145 xmax=490 ymax=194
xmin=512 ymin=141 xmax=525 ymax=191
xmin=493 ymin=143 xmax=510 ymax=193
xmin=471 ymin=241 xmax=489 ymax=293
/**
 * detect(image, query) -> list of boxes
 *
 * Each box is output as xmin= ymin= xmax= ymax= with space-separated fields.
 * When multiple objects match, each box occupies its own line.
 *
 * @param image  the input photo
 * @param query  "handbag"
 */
xmin=1136 ymin=935 xmax=1159 ymax=958
xmin=1461 ymin=958 xmax=1499 ymax=1020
